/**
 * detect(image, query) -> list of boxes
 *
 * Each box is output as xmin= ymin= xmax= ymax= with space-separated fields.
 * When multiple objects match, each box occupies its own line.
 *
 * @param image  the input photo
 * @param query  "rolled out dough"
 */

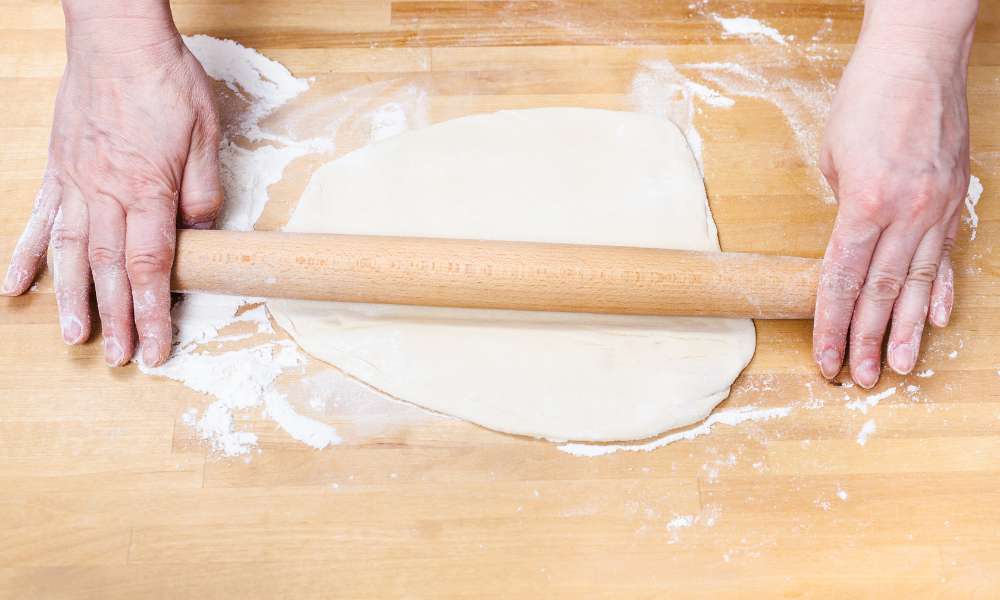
xmin=269 ymin=108 xmax=756 ymax=442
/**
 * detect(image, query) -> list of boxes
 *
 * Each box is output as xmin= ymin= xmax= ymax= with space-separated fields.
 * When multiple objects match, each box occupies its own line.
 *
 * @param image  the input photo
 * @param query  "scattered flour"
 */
xmin=675 ymin=11 xmax=839 ymax=202
xmin=846 ymin=386 xmax=897 ymax=415
xmin=813 ymin=497 xmax=832 ymax=511
xmin=665 ymin=505 xmax=721 ymax=544
xmin=667 ymin=514 xmax=695 ymax=529
xmin=856 ymin=419 xmax=877 ymax=446
xmin=965 ymin=175 xmax=984 ymax=241
xmin=558 ymin=406 xmax=792 ymax=457
xmin=184 ymin=35 xmax=309 ymax=131
xmin=684 ymin=59 xmax=834 ymax=202
xmin=714 ymin=16 xmax=789 ymax=45
xmin=666 ymin=515 xmax=694 ymax=544
xmin=916 ymin=369 xmax=935 ymax=378
xmin=264 ymin=390 xmax=342 ymax=449
xmin=629 ymin=59 xmax=734 ymax=171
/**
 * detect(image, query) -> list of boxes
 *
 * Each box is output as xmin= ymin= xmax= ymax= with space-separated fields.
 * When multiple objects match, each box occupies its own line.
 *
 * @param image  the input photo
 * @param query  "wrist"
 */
xmin=63 ymin=0 xmax=182 ymax=77
xmin=63 ymin=0 xmax=179 ymax=56
xmin=63 ymin=0 xmax=174 ymax=24
xmin=859 ymin=0 xmax=978 ymax=70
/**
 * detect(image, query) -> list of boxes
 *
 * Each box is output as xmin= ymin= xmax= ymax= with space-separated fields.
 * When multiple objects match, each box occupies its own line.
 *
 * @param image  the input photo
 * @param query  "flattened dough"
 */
xmin=270 ymin=108 xmax=755 ymax=442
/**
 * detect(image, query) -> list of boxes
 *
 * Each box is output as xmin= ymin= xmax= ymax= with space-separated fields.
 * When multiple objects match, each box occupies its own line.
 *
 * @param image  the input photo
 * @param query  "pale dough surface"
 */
xmin=269 ymin=108 xmax=756 ymax=442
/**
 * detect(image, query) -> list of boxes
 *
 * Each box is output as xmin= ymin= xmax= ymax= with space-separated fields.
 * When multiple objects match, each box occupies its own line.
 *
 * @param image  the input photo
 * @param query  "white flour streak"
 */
xmin=714 ymin=16 xmax=789 ymax=45
xmin=264 ymin=391 xmax=342 ymax=449
xmin=680 ymin=12 xmax=837 ymax=203
xmin=685 ymin=81 xmax=737 ymax=108
xmin=682 ymin=62 xmax=767 ymax=83
xmin=692 ymin=63 xmax=834 ymax=201
xmin=965 ymin=175 xmax=984 ymax=240
xmin=184 ymin=34 xmax=309 ymax=140
xmin=846 ymin=386 xmax=897 ymax=415
xmin=916 ymin=369 xmax=935 ymax=378
xmin=217 ymin=143 xmax=313 ymax=231
xmin=856 ymin=419 xmax=876 ymax=446
xmin=558 ymin=406 xmax=792 ymax=457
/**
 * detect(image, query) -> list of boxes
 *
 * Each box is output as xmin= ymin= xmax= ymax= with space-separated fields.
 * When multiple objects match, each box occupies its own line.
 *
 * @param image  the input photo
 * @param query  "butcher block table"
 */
xmin=2 ymin=0 xmax=999 ymax=597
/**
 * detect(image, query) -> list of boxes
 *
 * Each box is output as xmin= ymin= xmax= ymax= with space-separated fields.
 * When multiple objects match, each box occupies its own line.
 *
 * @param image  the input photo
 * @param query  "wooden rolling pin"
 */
xmin=171 ymin=229 xmax=822 ymax=319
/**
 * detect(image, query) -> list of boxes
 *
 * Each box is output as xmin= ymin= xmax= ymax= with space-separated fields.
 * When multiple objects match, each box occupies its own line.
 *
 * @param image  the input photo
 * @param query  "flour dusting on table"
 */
xmin=558 ymin=405 xmax=791 ymax=457
xmin=714 ymin=15 xmax=789 ymax=45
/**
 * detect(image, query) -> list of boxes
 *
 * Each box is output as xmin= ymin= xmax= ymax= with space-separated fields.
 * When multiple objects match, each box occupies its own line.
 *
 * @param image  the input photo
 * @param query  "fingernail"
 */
xmin=889 ymin=341 xmax=916 ymax=375
xmin=933 ymin=303 xmax=951 ymax=327
xmin=61 ymin=315 xmax=83 ymax=345
xmin=104 ymin=337 xmax=125 ymax=367
xmin=142 ymin=339 xmax=162 ymax=367
xmin=818 ymin=348 xmax=841 ymax=379
xmin=2 ymin=267 xmax=21 ymax=295
xmin=854 ymin=358 xmax=880 ymax=389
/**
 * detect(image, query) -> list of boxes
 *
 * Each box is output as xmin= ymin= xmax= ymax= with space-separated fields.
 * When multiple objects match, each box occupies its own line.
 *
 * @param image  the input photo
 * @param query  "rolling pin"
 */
xmin=171 ymin=229 xmax=822 ymax=319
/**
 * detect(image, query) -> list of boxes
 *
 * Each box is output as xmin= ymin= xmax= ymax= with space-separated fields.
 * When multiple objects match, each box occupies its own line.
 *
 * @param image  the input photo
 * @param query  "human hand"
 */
xmin=1 ymin=3 xmax=222 ymax=367
xmin=813 ymin=1 xmax=977 ymax=387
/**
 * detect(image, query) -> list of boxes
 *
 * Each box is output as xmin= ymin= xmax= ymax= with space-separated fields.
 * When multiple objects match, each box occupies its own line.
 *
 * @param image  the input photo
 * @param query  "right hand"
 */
xmin=1 ymin=9 xmax=223 ymax=367
xmin=812 ymin=0 xmax=976 ymax=387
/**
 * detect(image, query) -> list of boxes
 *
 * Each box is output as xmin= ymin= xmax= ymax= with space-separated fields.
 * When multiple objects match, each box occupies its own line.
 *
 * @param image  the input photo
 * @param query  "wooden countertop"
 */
xmin=2 ymin=0 xmax=999 ymax=596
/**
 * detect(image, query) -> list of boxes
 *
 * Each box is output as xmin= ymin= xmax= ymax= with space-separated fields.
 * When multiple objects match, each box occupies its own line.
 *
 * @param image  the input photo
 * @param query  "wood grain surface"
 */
xmin=2 ymin=0 xmax=999 ymax=597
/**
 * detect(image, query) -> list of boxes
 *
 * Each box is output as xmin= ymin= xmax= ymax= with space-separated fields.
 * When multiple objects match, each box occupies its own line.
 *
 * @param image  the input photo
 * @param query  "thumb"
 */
xmin=179 ymin=113 xmax=223 ymax=229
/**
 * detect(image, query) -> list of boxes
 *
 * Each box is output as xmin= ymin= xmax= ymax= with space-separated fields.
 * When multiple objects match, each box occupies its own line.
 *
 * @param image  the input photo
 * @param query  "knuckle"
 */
xmin=907 ymin=260 xmax=939 ymax=286
xmin=850 ymin=329 xmax=886 ymax=349
xmin=905 ymin=189 xmax=935 ymax=220
xmin=97 ymin=307 xmax=129 ymax=327
xmin=839 ymin=181 xmax=885 ymax=221
xmin=940 ymin=235 xmax=956 ymax=256
xmin=849 ymin=194 xmax=883 ymax=222
xmin=88 ymin=244 xmax=124 ymax=270
xmin=819 ymin=262 xmax=864 ymax=299
xmin=50 ymin=225 xmax=87 ymax=251
xmin=815 ymin=321 xmax=848 ymax=340
xmin=128 ymin=178 xmax=179 ymax=206
xmin=181 ymin=196 xmax=222 ymax=221
xmin=126 ymin=249 xmax=172 ymax=283
xmin=862 ymin=272 xmax=904 ymax=303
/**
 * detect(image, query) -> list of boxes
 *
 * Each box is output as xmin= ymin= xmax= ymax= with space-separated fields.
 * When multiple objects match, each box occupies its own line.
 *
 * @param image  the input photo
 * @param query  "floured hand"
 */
xmin=2 ymin=1 xmax=222 ymax=367
xmin=813 ymin=0 xmax=977 ymax=387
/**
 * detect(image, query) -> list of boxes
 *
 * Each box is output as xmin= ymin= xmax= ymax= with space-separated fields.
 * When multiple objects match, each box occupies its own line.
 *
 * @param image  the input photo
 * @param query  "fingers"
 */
xmin=929 ymin=211 xmax=960 ymax=327
xmin=178 ymin=114 xmax=223 ymax=229
xmin=886 ymin=225 xmax=946 ymax=375
xmin=813 ymin=214 xmax=882 ymax=380
xmin=125 ymin=198 xmax=177 ymax=367
xmin=50 ymin=186 xmax=92 ymax=345
xmin=848 ymin=225 xmax=923 ymax=388
xmin=88 ymin=197 xmax=134 ymax=367
xmin=3 ymin=170 xmax=61 ymax=295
